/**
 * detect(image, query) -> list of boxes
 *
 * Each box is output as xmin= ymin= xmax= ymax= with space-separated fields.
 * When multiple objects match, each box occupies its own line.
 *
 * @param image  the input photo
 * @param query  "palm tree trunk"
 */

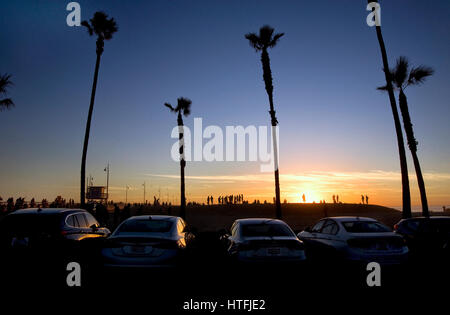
xmin=178 ymin=112 xmax=186 ymax=219
xmin=261 ymin=49 xmax=282 ymax=219
xmin=399 ymin=89 xmax=429 ymax=217
xmin=370 ymin=1 xmax=411 ymax=218
xmin=411 ymin=150 xmax=429 ymax=217
xmin=81 ymin=51 xmax=102 ymax=207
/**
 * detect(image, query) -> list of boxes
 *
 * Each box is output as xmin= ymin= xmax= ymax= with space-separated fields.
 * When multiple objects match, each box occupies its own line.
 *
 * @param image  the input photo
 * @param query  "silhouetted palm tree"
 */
xmin=378 ymin=57 xmax=434 ymax=217
xmin=79 ymin=12 xmax=118 ymax=207
xmin=165 ymin=97 xmax=192 ymax=219
xmin=0 ymin=74 xmax=14 ymax=111
xmin=245 ymin=25 xmax=284 ymax=219
xmin=367 ymin=1 xmax=411 ymax=218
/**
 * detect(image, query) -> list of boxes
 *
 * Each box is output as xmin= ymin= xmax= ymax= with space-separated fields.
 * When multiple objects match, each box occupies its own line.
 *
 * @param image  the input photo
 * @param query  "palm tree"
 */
xmin=245 ymin=25 xmax=284 ymax=219
xmin=378 ymin=57 xmax=434 ymax=217
xmin=0 ymin=74 xmax=14 ymax=111
xmin=367 ymin=1 xmax=411 ymax=218
xmin=79 ymin=12 xmax=118 ymax=207
xmin=165 ymin=97 xmax=192 ymax=219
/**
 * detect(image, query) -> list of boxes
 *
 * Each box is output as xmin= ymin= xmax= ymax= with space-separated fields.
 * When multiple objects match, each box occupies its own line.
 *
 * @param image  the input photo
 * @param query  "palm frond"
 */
xmin=268 ymin=32 xmax=284 ymax=48
xmin=164 ymin=102 xmax=175 ymax=112
xmin=0 ymin=74 xmax=13 ymax=95
xmin=177 ymin=97 xmax=192 ymax=117
xmin=408 ymin=65 xmax=434 ymax=85
xmin=81 ymin=21 xmax=93 ymax=36
xmin=90 ymin=11 xmax=118 ymax=40
xmin=377 ymin=85 xmax=388 ymax=91
xmin=392 ymin=56 xmax=409 ymax=88
xmin=245 ymin=33 xmax=261 ymax=51
xmin=259 ymin=25 xmax=274 ymax=46
xmin=0 ymin=98 xmax=14 ymax=110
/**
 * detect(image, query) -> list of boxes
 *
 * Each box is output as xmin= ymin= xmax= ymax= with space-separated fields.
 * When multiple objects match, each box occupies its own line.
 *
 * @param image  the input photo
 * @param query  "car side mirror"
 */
xmin=90 ymin=224 xmax=98 ymax=231
xmin=304 ymin=226 xmax=312 ymax=233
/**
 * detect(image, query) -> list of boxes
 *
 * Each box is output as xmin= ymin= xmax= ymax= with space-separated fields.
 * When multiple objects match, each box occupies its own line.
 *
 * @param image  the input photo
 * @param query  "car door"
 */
xmin=83 ymin=212 xmax=108 ymax=238
xmin=317 ymin=220 xmax=341 ymax=248
xmin=303 ymin=219 xmax=326 ymax=241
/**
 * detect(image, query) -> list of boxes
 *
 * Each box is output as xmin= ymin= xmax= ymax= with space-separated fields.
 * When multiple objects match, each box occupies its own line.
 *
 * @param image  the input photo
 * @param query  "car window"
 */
xmin=117 ymin=220 xmax=173 ymax=234
xmin=76 ymin=214 xmax=88 ymax=228
xmin=405 ymin=220 xmax=420 ymax=231
xmin=241 ymin=223 xmax=294 ymax=237
xmin=84 ymin=212 xmax=99 ymax=228
xmin=66 ymin=215 xmax=76 ymax=227
xmin=342 ymin=221 xmax=391 ymax=233
xmin=322 ymin=221 xmax=339 ymax=235
xmin=312 ymin=220 xmax=325 ymax=233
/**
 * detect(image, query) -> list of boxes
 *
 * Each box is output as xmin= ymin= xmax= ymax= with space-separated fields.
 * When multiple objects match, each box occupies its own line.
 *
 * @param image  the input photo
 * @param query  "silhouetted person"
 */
xmin=361 ymin=195 xmax=365 ymax=204
xmin=332 ymin=195 xmax=336 ymax=204
xmin=365 ymin=195 xmax=369 ymax=205
xmin=211 ymin=196 xmax=214 ymax=205
xmin=336 ymin=195 xmax=339 ymax=203
xmin=302 ymin=194 xmax=306 ymax=203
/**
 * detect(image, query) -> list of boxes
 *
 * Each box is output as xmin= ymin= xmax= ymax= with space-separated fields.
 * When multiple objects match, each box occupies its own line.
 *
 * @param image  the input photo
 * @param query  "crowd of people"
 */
xmin=207 ymin=194 xmax=245 ymax=205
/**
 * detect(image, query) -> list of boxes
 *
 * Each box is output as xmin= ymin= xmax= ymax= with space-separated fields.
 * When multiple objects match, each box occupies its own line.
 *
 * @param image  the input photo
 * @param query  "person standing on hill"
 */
xmin=366 ymin=195 xmax=369 ymax=205
xmin=336 ymin=195 xmax=339 ymax=203
xmin=332 ymin=195 xmax=336 ymax=204
xmin=302 ymin=194 xmax=306 ymax=203
xmin=361 ymin=195 xmax=365 ymax=204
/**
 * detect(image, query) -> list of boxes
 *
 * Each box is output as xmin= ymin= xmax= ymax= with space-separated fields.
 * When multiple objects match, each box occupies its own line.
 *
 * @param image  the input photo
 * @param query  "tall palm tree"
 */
xmin=79 ymin=12 xmax=118 ymax=207
xmin=378 ymin=57 xmax=434 ymax=217
xmin=165 ymin=97 xmax=192 ymax=219
xmin=245 ymin=25 xmax=284 ymax=219
xmin=0 ymin=74 xmax=14 ymax=111
xmin=367 ymin=0 xmax=411 ymax=218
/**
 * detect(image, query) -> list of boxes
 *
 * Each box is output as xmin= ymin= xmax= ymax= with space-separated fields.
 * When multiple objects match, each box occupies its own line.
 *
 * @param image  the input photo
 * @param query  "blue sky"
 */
xmin=0 ymin=0 xmax=449 ymax=206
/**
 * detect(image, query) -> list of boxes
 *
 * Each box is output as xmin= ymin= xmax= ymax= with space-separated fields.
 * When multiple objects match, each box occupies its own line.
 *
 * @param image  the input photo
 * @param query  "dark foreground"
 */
xmin=1 ymin=231 xmax=449 ymax=312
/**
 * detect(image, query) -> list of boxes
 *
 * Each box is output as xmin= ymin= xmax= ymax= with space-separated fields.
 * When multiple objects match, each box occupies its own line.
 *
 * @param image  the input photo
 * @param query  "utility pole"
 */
xmin=104 ymin=163 xmax=110 ymax=206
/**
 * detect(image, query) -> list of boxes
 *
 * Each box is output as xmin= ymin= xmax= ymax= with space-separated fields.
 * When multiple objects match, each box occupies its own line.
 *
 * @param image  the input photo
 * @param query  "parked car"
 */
xmin=297 ymin=217 xmax=408 ymax=265
xmin=222 ymin=218 xmax=306 ymax=263
xmin=394 ymin=216 xmax=450 ymax=258
xmin=0 ymin=208 xmax=110 ymax=248
xmin=101 ymin=215 xmax=195 ymax=268
xmin=0 ymin=208 xmax=110 ymax=266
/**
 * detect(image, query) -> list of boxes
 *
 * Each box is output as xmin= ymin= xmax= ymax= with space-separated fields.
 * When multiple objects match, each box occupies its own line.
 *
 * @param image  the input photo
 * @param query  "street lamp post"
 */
xmin=143 ymin=182 xmax=146 ymax=204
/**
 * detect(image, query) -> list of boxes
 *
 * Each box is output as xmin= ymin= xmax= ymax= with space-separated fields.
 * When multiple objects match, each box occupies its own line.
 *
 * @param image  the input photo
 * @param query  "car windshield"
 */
xmin=241 ymin=223 xmax=294 ymax=237
xmin=342 ymin=221 xmax=391 ymax=233
xmin=116 ymin=220 xmax=173 ymax=234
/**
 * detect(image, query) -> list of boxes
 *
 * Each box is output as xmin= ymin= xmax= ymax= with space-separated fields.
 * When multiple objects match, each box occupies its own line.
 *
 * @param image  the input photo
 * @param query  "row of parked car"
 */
xmin=0 ymin=208 xmax=449 ymax=269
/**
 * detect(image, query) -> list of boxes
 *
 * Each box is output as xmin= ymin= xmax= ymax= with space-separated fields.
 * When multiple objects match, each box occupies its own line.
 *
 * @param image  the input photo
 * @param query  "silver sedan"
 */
xmin=101 ymin=215 xmax=194 ymax=268
xmin=223 ymin=218 xmax=306 ymax=263
xmin=298 ymin=216 xmax=409 ymax=265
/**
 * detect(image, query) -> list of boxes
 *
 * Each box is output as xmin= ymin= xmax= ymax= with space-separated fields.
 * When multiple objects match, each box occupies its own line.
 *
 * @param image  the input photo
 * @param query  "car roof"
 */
xmin=326 ymin=216 xmax=377 ymax=222
xmin=10 ymin=208 xmax=86 ymax=215
xmin=125 ymin=215 xmax=179 ymax=222
xmin=402 ymin=216 xmax=450 ymax=221
xmin=234 ymin=218 xmax=286 ymax=225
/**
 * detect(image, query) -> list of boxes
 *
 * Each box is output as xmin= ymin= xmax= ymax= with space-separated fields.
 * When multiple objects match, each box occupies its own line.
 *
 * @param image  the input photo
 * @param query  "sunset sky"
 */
xmin=0 ymin=0 xmax=449 ymax=209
